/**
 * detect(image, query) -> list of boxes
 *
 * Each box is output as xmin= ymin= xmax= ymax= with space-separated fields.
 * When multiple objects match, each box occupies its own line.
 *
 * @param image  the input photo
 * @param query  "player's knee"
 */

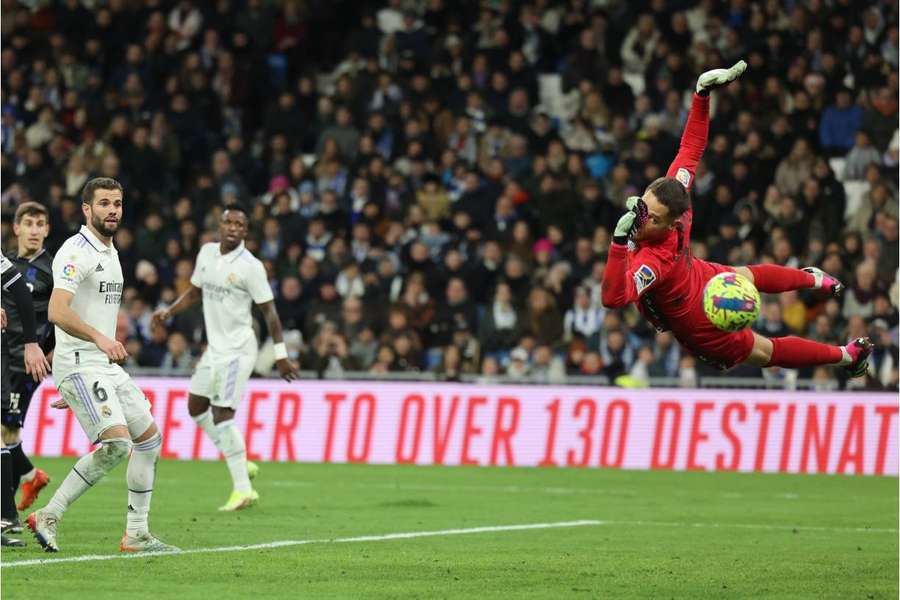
xmin=745 ymin=334 xmax=774 ymax=367
xmin=96 ymin=437 xmax=133 ymax=469
xmin=734 ymin=266 xmax=755 ymax=284
xmin=0 ymin=425 xmax=21 ymax=445
xmin=211 ymin=406 xmax=235 ymax=425
xmin=133 ymin=431 xmax=162 ymax=457
xmin=187 ymin=394 xmax=210 ymax=416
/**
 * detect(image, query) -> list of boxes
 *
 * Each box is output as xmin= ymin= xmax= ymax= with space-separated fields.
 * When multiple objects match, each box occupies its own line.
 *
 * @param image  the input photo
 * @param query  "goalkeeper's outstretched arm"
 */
xmin=665 ymin=60 xmax=747 ymax=206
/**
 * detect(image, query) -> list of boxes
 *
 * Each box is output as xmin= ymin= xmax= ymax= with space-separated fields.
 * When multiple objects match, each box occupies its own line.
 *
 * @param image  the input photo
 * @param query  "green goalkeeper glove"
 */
xmin=696 ymin=60 xmax=747 ymax=95
xmin=613 ymin=196 xmax=645 ymax=244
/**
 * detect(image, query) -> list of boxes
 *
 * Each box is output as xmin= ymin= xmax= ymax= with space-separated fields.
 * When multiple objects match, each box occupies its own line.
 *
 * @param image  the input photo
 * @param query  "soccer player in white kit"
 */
xmin=152 ymin=203 xmax=299 ymax=511
xmin=27 ymin=178 xmax=177 ymax=553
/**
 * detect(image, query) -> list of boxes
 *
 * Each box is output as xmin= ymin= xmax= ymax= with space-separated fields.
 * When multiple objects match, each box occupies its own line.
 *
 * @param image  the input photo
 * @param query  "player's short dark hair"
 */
xmin=82 ymin=177 xmax=124 ymax=205
xmin=14 ymin=201 xmax=49 ymax=224
xmin=222 ymin=201 xmax=250 ymax=217
xmin=646 ymin=177 xmax=690 ymax=220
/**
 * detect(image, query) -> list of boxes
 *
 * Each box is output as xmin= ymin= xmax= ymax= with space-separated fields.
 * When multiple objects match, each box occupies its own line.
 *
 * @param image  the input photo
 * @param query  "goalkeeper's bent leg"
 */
xmin=744 ymin=264 xmax=815 ymax=293
xmin=45 ymin=436 xmax=132 ymax=519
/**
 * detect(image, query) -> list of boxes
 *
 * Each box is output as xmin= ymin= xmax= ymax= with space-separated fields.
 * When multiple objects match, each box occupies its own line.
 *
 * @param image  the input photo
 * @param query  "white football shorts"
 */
xmin=189 ymin=342 xmax=257 ymax=409
xmin=56 ymin=364 xmax=154 ymax=443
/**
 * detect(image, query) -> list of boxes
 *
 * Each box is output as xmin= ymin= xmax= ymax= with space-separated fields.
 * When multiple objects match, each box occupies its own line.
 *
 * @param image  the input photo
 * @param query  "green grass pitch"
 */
xmin=2 ymin=458 xmax=897 ymax=598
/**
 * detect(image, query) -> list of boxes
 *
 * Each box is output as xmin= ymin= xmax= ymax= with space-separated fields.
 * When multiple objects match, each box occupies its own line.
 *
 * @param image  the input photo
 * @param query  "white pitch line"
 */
xmin=601 ymin=520 xmax=898 ymax=535
xmin=4 ymin=517 xmax=896 ymax=569
xmin=0 ymin=520 xmax=601 ymax=568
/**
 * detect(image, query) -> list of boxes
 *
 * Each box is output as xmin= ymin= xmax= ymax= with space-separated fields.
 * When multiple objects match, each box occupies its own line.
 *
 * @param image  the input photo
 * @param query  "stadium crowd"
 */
xmin=1 ymin=0 xmax=898 ymax=390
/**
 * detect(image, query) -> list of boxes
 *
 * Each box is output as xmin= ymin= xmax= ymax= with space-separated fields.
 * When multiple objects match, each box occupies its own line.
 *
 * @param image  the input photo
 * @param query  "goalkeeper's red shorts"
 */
xmin=669 ymin=263 xmax=756 ymax=371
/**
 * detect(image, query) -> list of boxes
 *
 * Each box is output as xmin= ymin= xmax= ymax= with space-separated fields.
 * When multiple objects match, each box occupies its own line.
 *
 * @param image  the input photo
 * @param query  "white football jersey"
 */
xmin=51 ymin=226 xmax=124 ymax=379
xmin=190 ymin=241 xmax=273 ymax=354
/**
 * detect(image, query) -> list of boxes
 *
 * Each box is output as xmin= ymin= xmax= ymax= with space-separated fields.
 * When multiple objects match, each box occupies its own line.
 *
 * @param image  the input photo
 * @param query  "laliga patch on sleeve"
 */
xmin=633 ymin=264 xmax=657 ymax=295
xmin=675 ymin=167 xmax=691 ymax=188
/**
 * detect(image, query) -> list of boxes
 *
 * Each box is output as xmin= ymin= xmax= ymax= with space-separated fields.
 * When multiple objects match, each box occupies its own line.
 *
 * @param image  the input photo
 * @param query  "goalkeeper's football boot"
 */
xmin=218 ymin=488 xmax=259 ymax=512
xmin=17 ymin=468 xmax=50 ymax=511
xmin=119 ymin=532 xmax=180 ymax=553
xmin=844 ymin=337 xmax=873 ymax=378
xmin=26 ymin=509 xmax=59 ymax=552
xmin=247 ymin=461 xmax=259 ymax=480
xmin=802 ymin=267 xmax=844 ymax=298
xmin=1 ymin=533 xmax=25 ymax=547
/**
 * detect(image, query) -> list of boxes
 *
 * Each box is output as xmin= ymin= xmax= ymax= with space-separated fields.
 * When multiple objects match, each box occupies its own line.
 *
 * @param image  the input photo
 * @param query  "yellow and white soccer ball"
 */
xmin=702 ymin=272 xmax=761 ymax=332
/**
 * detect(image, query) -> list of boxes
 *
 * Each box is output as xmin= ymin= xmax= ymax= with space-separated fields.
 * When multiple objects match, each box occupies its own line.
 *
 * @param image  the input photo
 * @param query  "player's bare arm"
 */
xmin=48 ymin=288 xmax=126 ymax=363
xmin=152 ymin=284 xmax=202 ymax=326
xmin=257 ymin=300 xmax=299 ymax=382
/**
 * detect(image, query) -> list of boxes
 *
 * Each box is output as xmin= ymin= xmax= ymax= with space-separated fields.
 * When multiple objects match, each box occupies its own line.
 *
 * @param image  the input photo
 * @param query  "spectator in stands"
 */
xmin=160 ymin=331 xmax=193 ymax=372
xmin=843 ymin=260 xmax=880 ymax=319
xmin=845 ymin=131 xmax=883 ymax=180
xmin=524 ymin=287 xmax=563 ymax=347
xmin=819 ymin=87 xmax=863 ymax=156
xmin=478 ymin=282 xmax=521 ymax=354
xmin=563 ymin=285 xmax=604 ymax=341
xmin=436 ymin=344 xmax=463 ymax=382
xmin=756 ymin=302 xmax=792 ymax=339
xmin=774 ymin=138 xmax=816 ymax=197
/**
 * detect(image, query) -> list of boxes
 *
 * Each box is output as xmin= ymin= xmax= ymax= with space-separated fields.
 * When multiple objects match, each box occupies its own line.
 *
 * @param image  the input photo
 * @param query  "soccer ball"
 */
xmin=702 ymin=272 xmax=761 ymax=332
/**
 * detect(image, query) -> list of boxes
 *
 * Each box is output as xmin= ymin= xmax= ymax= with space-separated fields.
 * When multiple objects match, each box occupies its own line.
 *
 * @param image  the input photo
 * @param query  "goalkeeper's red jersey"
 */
xmin=601 ymin=93 xmax=754 ymax=370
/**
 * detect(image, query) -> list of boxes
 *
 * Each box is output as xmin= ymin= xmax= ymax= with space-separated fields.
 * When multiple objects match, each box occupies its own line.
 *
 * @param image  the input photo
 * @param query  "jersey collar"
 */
xmin=217 ymin=240 xmax=246 ymax=263
xmin=79 ymin=225 xmax=116 ymax=253
xmin=22 ymin=248 xmax=46 ymax=262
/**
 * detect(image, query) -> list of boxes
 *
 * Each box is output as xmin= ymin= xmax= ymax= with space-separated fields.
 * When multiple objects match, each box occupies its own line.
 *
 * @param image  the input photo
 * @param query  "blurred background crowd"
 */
xmin=1 ymin=0 xmax=898 ymax=390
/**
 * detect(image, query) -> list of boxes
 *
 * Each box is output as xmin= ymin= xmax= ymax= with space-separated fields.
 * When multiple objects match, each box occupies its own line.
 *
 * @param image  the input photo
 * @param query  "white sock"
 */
xmin=191 ymin=409 xmax=219 ymax=444
xmin=215 ymin=421 xmax=251 ymax=493
xmin=46 ymin=438 xmax=132 ymax=518
xmin=126 ymin=433 xmax=161 ymax=537
xmin=20 ymin=468 xmax=36 ymax=483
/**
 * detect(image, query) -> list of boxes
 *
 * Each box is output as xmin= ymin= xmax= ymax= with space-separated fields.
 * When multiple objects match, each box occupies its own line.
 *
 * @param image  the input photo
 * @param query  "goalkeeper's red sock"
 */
xmin=747 ymin=264 xmax=814 ymax=293
xmin=766 ymin=336 xmax=847 ymax=368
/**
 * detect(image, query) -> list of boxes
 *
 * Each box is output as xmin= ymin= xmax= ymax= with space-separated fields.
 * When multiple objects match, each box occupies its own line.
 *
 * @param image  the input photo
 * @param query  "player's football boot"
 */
xmin=2 ymin=516 xmax=23 ymax=534
xmin=247 ymin=461 xmax=259 ymax=480
xmin=26 ymin=509 xmax=59 ymax=553
xmin=844 ymin=337 xmax=873 ymax=378
xmin=802 ymin=267 xmax=844 ymax=298
xmin=218 ymin=489 xmax=259 ymax=512
xmin=119 ymin=532 xmax=180 ymax=553
xmin=17 ymin=468 xmax=50 ymax=511
xmin=1 ymin=533 xmax=25 ymax=547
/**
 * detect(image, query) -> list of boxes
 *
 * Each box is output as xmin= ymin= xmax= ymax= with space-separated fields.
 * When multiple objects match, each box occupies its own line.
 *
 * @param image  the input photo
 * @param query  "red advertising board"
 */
xmin=22 ymin=379 xmax=899 ymax=475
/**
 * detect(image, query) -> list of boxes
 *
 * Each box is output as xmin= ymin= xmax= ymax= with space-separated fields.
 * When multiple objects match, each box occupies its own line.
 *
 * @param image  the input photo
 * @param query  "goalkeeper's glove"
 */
xmin=696 ymin=60 xmax=747 ymax=95
xmin=613 ymin=196 xmax=648 ymax=244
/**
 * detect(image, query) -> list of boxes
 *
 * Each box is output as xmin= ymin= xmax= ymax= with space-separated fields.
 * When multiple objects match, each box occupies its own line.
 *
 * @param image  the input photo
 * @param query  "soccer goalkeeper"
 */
xmin=601 ymin=62 xmax=871 ymax=377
